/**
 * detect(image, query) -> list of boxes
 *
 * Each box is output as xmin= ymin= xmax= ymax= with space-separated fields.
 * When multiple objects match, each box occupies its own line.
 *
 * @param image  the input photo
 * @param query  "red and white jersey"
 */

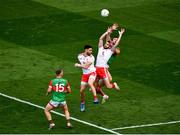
xmin=96 ymin=46 xmax=113 ymax=68
xmin=78 ymin=53 xmax=96 ymax=74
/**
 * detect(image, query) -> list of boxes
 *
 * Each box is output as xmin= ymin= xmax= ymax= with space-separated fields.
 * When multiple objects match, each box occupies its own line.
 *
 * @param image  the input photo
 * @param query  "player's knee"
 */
xmin=109 ymin=77 xmax=112 ymax=82
xmin=88 ymin=82 xmax=93 ymax=87
xmin=80 ymin=88 xmax=84 ymax=93
xmin=98 ymin=79 xmax=103 ymax=85
xmin=44 ymin=107 xmax=49 ymax=113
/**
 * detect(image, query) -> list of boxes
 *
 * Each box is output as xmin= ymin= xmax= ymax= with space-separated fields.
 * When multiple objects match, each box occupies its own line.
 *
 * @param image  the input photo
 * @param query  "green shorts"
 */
xmin=48 ymin=100 xmax=66 ymax=107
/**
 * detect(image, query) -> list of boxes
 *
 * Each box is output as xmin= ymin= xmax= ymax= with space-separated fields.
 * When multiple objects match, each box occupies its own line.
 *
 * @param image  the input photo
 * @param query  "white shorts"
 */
xmin=48 ymin=100 xmax=66 ymax=107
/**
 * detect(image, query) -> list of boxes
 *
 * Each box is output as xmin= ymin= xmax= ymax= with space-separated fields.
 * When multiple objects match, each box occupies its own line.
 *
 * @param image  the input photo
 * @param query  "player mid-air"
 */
xmin=95 ymin=23 xmax=125 ymax=102
xmin=44 ymin=69 xmax=72 ymax=129
xmin=95 ymin=46 xmax=121 ymax=103
xmin=75 ymin=45 xmax=99 ymax=112
xmin=105 ymin=23 xmax=122 ymax=83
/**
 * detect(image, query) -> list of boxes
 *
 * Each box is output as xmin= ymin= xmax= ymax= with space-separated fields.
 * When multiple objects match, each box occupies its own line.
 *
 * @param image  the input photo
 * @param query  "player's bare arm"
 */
xmin=99 ymin=27 xmax=112 ymax=47
xmin=105 ymin=27 xmax=113 ymax=42
xmin=66 ymin=84 xmax=72 ymax=93
xmin=46 ymin=86 xmax=52 ymax=96
xmin=74 ymin=62 xmax=92 ymax=69
xmin=106 ymin=23 xmax=119 ymax=42
xmin=106 ymin=32 xmax=111 ymax=42
xmin=112 ymin=28 xmax=125 ymax=50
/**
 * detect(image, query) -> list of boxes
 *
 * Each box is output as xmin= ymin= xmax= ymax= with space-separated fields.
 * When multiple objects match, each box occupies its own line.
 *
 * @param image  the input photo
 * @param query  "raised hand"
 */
xmin=111 ymin=23 xmax=119 ymax=30
xmin=120 ymin=28 xmax=125 ymax=34
xmin=107 ymin=27 xmax=112 ymax=34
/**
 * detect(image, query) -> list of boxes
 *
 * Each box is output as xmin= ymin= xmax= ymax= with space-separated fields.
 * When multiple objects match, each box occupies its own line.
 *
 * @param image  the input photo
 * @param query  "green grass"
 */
xmin=0 ymin=96 xmax=107 ymax=134
xmin=0 ymin=0 xmax=180 ymax=134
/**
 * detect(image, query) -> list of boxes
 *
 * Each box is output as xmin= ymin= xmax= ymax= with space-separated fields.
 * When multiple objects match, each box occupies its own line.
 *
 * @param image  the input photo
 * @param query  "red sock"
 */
xmin=111 ymin=83 xmax=115 ymax=88
xmin=81 ymin=99 xmax=85 ymax=103
xmin=81 ymin=93 xmax=85 ymax=103
xmin=94 ymin=95 xmax=98 ymax=100
xmin=96 ymin=87 xmax=104 ymax=96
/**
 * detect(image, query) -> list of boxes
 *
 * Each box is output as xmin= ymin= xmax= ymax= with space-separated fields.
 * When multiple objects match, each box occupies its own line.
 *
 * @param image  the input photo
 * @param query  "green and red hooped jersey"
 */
xmin=49 ymin=78 xmax=70 ymax=102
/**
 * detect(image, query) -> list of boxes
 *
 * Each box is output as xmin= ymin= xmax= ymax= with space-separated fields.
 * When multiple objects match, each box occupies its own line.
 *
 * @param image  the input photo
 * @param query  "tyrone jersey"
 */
xmin=78 ymin=53 xmax=96 ymax=74
xmin=96 ymin=46 xmax=113 ymax=68
xmin=49 ymin=78 xmax=70 ymax=102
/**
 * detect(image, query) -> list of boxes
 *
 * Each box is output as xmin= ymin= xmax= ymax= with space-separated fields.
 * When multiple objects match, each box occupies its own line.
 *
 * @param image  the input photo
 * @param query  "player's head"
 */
xmin=84 ymin=45 xmax=93 ymax=56
xmin=104 ymin=41 xmax=111 ymax=49
xmin=56 ymin=69 xmax=63 ymax=77
xmin=107 ymin=38 xmax=118 ymax=49
xmin=113 ymin=38 xmax=118 ymax=43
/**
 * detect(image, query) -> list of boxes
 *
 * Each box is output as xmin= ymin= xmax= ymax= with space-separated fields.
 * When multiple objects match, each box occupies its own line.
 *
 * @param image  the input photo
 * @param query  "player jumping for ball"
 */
xmin=94 ymin=23 xmax=122 ymax=103
xmin=95 ymin=24 xmax=125 ymax=100
xmin=75 ymin=45 xmax=99 ymax=112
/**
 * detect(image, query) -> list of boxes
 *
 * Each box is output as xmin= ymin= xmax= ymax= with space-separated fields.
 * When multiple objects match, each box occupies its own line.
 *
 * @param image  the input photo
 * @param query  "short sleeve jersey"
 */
xmin=78 ymin=53 xmax=96 ymax=74
xmin=96 ymin=46 xmax=113 ymax=68
xmin=49 ymin=78 xmax=69 ymax=102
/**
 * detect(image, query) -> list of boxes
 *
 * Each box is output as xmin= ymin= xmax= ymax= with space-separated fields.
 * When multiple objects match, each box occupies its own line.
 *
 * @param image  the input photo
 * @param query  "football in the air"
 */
xmin=101 ymin=9 xmax=109 ymax=17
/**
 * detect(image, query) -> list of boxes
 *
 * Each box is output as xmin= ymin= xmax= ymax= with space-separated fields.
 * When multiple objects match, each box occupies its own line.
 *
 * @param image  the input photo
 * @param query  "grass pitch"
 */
xmin=0 ymin=0 xmax=180 ymax=134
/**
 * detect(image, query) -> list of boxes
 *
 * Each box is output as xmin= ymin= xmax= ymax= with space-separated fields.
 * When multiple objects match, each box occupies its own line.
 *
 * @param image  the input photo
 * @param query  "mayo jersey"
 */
xmin=78 ymin=53 xmax=96 ymax=74
xmin=96 ymin=46 xmax=113 ymax=68
xmin=49 ymin=78 xmax=69 ymax=102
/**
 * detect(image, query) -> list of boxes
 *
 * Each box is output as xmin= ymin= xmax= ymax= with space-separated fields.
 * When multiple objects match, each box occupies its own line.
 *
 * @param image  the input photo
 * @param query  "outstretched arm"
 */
xmin=98 ymin=27 xmax=112 ymax=47
xmin=106 ymin=23 xmax=119 ymax=45
xmin=99 ymin=31 xmax=108 ymax=48
xmin=112 ymin=28 xmax=125 ymax=50
xmin=74 ymin=62 xmax=92 ymax=69
xmin=106 ymin=32 xmax=112 ymax=42
xmin=75 ymin=54 xmax=93 ymax=69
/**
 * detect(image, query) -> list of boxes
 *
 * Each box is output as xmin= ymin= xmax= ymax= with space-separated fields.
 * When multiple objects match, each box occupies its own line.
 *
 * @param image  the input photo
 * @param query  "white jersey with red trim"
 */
xmin=96 ymin=46 xmax=113 ymax=68
xmin=78 ymin=53 xmax=96 ymax=74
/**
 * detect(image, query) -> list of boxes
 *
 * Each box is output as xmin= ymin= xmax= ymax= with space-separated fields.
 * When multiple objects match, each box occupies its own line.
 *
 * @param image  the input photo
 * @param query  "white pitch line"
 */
xmin=111 ymin=121 xmax=180 ymax=131
xmin=0 ymin=92 xmax=120 ymax=135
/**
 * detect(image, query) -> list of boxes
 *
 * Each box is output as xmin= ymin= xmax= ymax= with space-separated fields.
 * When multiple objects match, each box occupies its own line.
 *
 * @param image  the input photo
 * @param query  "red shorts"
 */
xmin=96 ymin=67 xmax=109 ymax=79
xmin=81 ymin=71 xmax=96 ymax=84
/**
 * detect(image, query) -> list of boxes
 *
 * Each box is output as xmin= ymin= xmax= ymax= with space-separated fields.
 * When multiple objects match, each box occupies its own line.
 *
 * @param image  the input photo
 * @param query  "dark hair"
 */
xmin=56 ymin=69 xmax=62 ymax=75
xmin=84 ymin=45 xmax=92 ymax=50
